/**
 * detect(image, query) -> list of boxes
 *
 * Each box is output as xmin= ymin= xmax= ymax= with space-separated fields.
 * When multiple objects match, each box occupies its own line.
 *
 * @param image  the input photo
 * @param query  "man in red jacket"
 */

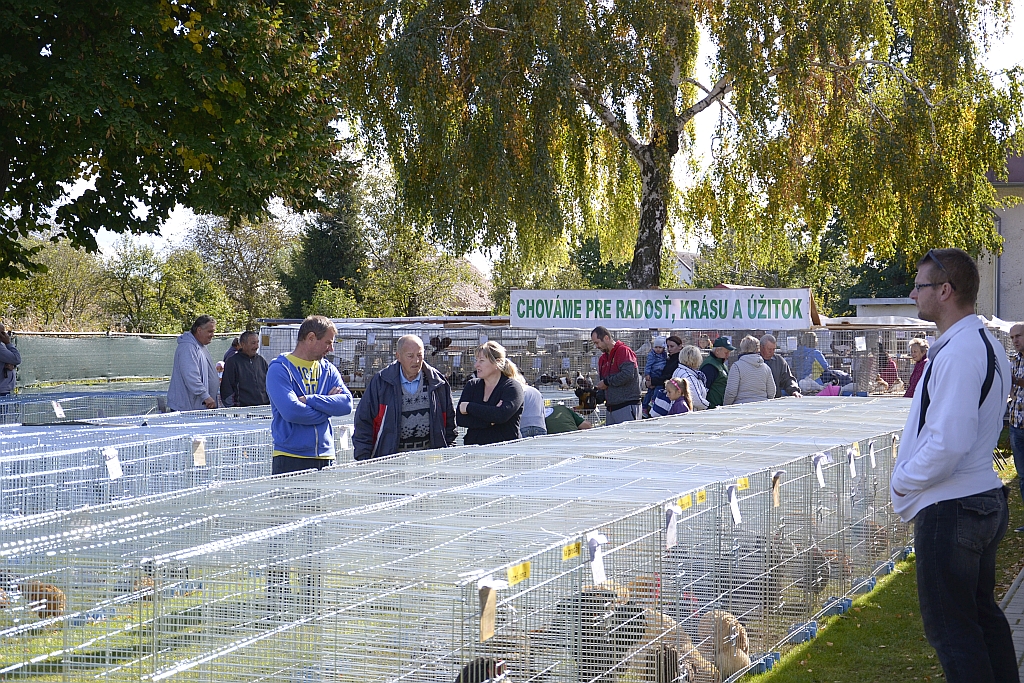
xmin=591 ymin=326 xmax=642 ymax=425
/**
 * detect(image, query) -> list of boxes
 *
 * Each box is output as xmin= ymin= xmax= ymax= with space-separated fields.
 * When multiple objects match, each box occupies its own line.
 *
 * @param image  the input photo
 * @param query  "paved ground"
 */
xmin=1001 ymin=566 xmax=1024 ymax=677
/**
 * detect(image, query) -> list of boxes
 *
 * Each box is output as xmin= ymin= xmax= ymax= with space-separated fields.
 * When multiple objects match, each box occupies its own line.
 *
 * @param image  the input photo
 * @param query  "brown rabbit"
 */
xmin=19 ymin=581 xmax=66 ymax=620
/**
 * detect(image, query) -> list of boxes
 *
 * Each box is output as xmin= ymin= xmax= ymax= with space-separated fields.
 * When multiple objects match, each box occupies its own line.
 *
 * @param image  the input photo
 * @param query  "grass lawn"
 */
xmin=751 ymin=429 xmax=1023 ymax=683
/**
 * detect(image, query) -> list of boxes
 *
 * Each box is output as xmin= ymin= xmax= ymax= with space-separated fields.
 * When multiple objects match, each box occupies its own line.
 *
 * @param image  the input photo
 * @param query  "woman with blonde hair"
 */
xmin=457 ymin=341 xmax=525 ymax=445
xmin=672 ymin=345 xmax=710 ymax=410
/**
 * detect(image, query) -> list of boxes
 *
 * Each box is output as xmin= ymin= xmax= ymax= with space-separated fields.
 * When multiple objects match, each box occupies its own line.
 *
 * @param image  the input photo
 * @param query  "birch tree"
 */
xmin=338 ymin=0 xmax=1022 ymax=287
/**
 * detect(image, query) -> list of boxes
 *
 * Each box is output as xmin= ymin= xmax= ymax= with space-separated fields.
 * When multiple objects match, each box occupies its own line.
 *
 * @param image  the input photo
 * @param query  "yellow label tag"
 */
xmin=696 ymin=490 xmax=707 ymax=505
xmin=678 ymin=494 xmax=693 ymax=511
xmin=507 ymin=561 xmax=531 ymax=586
xmin=737 ymin=477 xmax=749 ymax=491
xmin=852 ymin=442 xmax=861 ymax=457
xmin=562 ymin=542 xmax=581 ymax=561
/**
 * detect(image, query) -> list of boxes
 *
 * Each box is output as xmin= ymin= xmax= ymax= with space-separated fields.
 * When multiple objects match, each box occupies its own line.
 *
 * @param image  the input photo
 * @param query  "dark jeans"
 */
xmin=914 ymin=488 xmax=1018 ymax=683
xmin=271 ymin=455 xmax=333 ymax=476
xmin=1011 ymin=426 xmax=1024 ymax=504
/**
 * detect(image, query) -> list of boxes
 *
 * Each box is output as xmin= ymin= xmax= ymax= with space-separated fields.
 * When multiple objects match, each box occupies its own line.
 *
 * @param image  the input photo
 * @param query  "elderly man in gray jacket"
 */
xmin=167 ymin=315 xmax=220 ymax=411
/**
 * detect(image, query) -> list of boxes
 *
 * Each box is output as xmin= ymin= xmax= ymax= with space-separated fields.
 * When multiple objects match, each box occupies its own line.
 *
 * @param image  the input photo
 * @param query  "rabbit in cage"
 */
xmin=631 ymin=604 xmax=720 ymax=683
xmin=455 ymin=657 xmax=507 ymax=683
xmin=0 ymin=570 xmax=66 ymax=621
xmin=697 ymin=610 xmax=749 ymax=679
xmin=18 ymin=580 xmax=67 ymax=620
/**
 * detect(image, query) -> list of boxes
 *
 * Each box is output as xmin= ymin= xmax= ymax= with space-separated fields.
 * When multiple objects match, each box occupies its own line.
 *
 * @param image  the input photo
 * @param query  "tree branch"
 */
xmin=808 ymin=59 xmax=939 ymax=140
xmin=684 ymin=78 xmax=740 ymax=123
xmin=677 ymin=73 xmax=736 ymax=126
xmin=571 ymin=74 xmax=645 ymax=161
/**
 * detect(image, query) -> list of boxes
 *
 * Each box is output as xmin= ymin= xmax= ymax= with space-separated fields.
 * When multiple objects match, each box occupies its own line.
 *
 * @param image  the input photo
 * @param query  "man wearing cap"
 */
xmin=700 ymin=337 xmax=734 ymax=409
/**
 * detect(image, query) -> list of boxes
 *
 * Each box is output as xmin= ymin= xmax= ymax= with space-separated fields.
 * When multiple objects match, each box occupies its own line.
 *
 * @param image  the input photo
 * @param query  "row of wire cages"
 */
xmin=0 ymin=398 xmax=909 ymax=682
xmin=0 ymin=414 xmax=357 ymax=518
xmin=0 ymin=390 xmax=601 ymax=520
xmin=259 ymin=322 xmax=1014 ymax=396
xmin=0 ymin=390 xmax=170 ymax=426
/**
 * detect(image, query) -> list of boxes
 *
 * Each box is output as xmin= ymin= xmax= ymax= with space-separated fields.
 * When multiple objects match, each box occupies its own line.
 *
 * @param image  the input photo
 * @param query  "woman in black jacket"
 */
xmin=456 ymin=341 xmax=524 ymax=445
xmin=653 ymin=335 xmax=683 ymax=385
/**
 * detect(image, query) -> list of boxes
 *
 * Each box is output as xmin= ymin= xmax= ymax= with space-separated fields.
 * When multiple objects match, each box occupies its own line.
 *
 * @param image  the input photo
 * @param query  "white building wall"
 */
xmin=977 ymin=187 xmax=1024 ymax=322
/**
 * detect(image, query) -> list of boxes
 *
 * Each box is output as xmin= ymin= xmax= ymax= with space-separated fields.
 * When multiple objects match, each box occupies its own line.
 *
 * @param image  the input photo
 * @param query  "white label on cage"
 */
xmin=452 ymin=355 xmax=461 ymax=368
xmin=358 ymin=356 xmax=366 ymax=368
xmin=854 ymin=336 xmax=867 ymax=352
xmin=869 ymin=442 xmax=877 ymax=469
xmin=813 ymin=454 xmax=827 ymax=488
xmin=532 ymin=357 xmax=542 ymax=369
xmin=925 ymin=335 xmax=935 ymax=346
xmin=786 ymin=336 xmax=798 ymax=352
xmin=103 ymin=447 xmax=123 ymax=480
xmin=51 ymin=401 xmax=65 ymax=419
xmin=421 ymin=333 xmax=431 ymax=345
xmin=896 ymin=330 xmax=907 ymax=339
xmin=665 ymin=504 xmax=682 ymax=549
xmin=192 ymin=437 xmax=206 ymax=467
xmin=561 ymin=357 xmax=571 ymax=370
xmin=892 ymin=434 xmax=900 ymax=455
xmin=590 ymin=356 xmax=599 ymax=369
xmin=727 ymin=485 xmax=742 ymax=524
xmin=476 ymin=574 xmax=509 ymax=591
xmin=586 ymin=532 xmax=608 ymax=585
xmin=479 ymin=334 xmax=488 ymax=345
xmin=847 ymin=446 xmax=857 ymax=479
xmin=536 ymin=336 xmax=546 ymax=347
xmin=366 ymin=332 xmax=376 ymax=345
xmin=338 ymin=426 xmax=352 ymax=451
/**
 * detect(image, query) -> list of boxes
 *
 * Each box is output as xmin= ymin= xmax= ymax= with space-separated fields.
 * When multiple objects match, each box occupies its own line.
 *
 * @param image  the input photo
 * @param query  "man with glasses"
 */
xmin=890 ymin=249 xmax=1014 ymax=683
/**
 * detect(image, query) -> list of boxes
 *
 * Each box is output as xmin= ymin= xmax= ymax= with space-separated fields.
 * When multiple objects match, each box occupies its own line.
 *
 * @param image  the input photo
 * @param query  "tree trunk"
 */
xmin=626 ymin=142 xmax=671 ymax=289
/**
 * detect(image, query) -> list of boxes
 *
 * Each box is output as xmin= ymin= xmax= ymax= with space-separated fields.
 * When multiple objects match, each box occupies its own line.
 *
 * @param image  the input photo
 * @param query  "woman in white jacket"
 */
xmin=723 ymin=336 xmax=776 ymax=405
xmin=672 ymin=345 xmax=710 ymax=410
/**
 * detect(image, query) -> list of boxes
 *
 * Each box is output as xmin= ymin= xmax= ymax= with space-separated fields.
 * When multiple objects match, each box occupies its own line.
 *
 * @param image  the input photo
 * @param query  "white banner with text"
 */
xmin=511 ymin=289 xmax=814 ymax=330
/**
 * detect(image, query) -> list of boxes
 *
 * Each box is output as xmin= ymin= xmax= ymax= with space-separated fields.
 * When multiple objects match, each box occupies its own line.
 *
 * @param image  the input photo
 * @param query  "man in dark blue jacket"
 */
xmin=266 ymin=316 xmax=353 ymax=474
xmin=353 ymin=334 xmax=456 ymax=460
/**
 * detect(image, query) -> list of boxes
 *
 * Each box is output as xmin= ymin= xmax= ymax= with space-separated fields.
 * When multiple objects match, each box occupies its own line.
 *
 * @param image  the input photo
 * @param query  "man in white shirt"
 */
xmin=891 ymin=248 xmax=1014 ymax=683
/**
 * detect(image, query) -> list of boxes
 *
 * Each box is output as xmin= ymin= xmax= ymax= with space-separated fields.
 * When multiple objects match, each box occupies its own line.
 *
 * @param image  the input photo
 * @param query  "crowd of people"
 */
xmin=3 ymin=246 xmax=1024 ymax=683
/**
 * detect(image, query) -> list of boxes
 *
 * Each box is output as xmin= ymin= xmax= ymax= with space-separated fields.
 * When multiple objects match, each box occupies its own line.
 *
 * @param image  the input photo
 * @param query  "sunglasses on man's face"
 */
xmin=923 ymin=249 xmax=956 ymax=291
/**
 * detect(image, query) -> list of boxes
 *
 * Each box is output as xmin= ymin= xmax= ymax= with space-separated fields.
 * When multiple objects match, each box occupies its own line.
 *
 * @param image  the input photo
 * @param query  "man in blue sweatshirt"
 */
xmin=891 ymin=249 xmax=1014 ymax=683
xmin=266 ymin=316 xmax=353 ymax=475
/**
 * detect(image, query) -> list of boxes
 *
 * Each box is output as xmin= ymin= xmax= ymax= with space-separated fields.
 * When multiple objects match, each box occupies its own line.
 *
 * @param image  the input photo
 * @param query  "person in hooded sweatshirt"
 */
xmin=723 ymin=335 xmax=776 ymax=405
xmin=266 ymin=315 xmax=353 ymax=475
xmin=167 ymin=315 xmax=220 ymax=411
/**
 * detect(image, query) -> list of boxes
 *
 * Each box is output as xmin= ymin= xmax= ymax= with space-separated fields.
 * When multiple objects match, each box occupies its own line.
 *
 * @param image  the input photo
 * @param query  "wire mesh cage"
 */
xmin=1 ymin=397 xmax=912 ymax=683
